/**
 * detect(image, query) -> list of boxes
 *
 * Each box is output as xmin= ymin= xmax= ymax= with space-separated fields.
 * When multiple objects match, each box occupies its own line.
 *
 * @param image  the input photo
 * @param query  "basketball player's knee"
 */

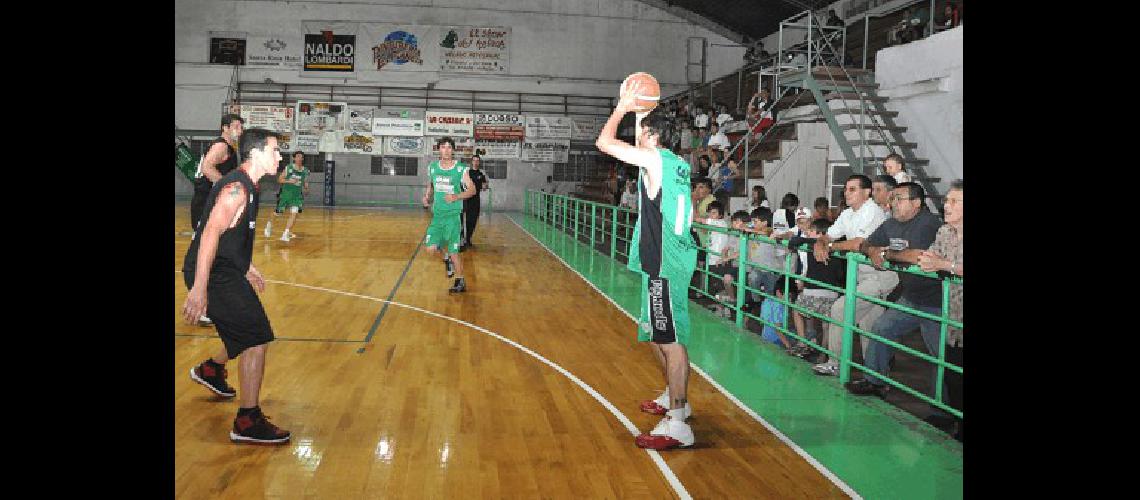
xmin=289 ymin=206 xmax=299 ymax=214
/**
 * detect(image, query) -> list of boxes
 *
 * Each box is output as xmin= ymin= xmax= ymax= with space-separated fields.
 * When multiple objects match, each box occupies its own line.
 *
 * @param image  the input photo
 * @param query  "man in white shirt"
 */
xmin=693 ymin=107 xmax=709 ymax=130
xmin=715 ymin=105 xmax=734 ymax=128
xmin=707 ymin=123 xmax=731 ymax=151
xmin=809 ymin=174 xmax=898 ymax=376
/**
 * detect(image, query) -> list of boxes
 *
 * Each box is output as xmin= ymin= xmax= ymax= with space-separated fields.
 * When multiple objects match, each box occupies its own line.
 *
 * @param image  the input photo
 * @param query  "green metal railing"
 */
xmin=526 ymin=190 xmax=963 ymax=419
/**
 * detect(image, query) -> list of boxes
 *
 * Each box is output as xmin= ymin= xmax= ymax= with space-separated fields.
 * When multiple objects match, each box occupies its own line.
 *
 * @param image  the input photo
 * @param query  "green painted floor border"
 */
xmin=506 ymin=211 xmax=963 ymax=500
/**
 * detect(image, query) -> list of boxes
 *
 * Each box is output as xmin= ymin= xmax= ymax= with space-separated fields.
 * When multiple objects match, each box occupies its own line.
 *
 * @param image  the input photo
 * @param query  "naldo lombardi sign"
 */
xmin=304 ymin=30 xmax=355 ymax=71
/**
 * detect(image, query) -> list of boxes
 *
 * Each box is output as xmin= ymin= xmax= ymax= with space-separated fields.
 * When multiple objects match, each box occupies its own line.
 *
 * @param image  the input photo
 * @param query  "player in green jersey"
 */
xmin=264 ymin=150 xmax=310 ymax=242
xmin=596 ymin=80 xmax=699 ymax=450
xmin=421 ymin=137 xmax=477 ymax=293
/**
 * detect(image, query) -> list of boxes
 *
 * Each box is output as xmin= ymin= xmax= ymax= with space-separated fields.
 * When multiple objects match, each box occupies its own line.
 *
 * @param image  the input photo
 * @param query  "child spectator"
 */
xmin=784 ymin=217 xmax=847 ymax=363
xmin=744 ymin=206 xmax=781 ymax=304
xmin=759 ymin=276 xmax=795 ymax=349
xmin=710 ymin=211 xmax=752 ymax=316
xmin=813 ymin=196 xmax=832 ymax=221
xmin=883 ymin=153 xmax=913 ymax=184
xmin=620 ymin=179 xmax=638 ymax=210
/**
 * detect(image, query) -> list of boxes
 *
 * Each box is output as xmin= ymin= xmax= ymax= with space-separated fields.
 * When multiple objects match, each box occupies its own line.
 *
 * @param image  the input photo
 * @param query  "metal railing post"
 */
xmin=863 ymin=14 xmax=869 ymax=70
xmin=574 ymin=199 xmax=580 ymax=241
xmin=936 ymin=278 xmax=949 ymax=403
xmin=783 ymin=248 xmax=793 ymax=333
xmin=590 ymin=204 xmax=597 ymax=250
xmin=610 ymin=207 xmax=618 ymax=259
xmin=736 ymin=232 xmax=748 ymax=327
xmin=807 ymin=13 xmax=813 ymax=68
xmin=929 ymin=0 xmax=935 ymax=38
xmin=838 ymin=254 xmax=859 ymax=384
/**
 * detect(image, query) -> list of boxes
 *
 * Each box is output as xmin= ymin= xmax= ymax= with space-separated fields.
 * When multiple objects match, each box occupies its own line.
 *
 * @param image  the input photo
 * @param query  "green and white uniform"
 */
xmin=276 ymin=163 xmax=309 ymax=213
xmin=424 ymin=160 xmax=467 ymax=254
xmin=628 ymin=149 xmax=698 ymax=345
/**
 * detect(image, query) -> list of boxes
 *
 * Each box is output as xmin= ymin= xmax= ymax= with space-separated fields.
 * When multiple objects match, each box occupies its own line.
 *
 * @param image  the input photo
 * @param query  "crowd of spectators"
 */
xmin=680 ymin=172 xmax=963 ymax=441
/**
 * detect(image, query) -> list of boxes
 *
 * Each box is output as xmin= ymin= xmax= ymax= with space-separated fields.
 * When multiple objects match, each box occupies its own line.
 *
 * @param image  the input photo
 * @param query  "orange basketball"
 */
xmin=621 ymin=72 xmax=660 ymax=113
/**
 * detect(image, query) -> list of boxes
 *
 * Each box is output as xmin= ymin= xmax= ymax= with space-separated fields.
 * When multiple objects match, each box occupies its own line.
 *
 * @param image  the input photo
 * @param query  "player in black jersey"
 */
xmin=191 ymin=114 xmax=244 ymax=232
xmin=189 ymin=114 xmax=244 ymax=326
xmin=460 ymin=154 xmax=489 ymax=251
xmin=183 ymin=128 xmax=291 ymax=445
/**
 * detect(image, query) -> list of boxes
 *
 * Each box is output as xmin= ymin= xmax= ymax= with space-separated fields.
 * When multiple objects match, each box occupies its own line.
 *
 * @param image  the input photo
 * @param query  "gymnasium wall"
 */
xmin=874 ymin=25 xmax=962 ymax=187
xmin=175 ymin=0 xmax=746 ymax=210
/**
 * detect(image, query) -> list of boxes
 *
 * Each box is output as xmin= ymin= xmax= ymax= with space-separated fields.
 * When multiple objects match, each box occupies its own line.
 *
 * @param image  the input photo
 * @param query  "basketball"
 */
xmin=621 ymin=72 xmax=660 ymax=113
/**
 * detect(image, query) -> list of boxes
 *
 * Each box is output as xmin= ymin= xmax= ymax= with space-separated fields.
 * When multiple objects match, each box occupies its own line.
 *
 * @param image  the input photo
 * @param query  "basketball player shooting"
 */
xmin=596 ymin=75 xmax=698 ymax=450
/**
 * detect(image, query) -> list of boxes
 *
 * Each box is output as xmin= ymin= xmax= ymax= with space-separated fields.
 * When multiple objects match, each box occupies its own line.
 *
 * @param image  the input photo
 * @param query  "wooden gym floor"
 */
xmin=174 ymin=204 xmax=850 ymax=499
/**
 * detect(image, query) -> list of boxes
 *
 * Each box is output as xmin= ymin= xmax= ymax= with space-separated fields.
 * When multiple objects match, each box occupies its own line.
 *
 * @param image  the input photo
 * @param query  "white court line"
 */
xmin=506 ymin=216 xmax=862 ymax=500
xmin=174 ymin=270 xmax=691 ymax=500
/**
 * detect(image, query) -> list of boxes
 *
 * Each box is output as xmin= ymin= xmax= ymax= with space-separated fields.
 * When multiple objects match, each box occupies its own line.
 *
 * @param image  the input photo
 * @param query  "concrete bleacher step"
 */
xmin=830 ymin=108 xmax=898 ymax=117
xmin=823 ymin=92 xmax=889 ymax=103
xmin=841 ymin=124 xmax=907 ymax=132
xmin=858 ymin=139 xmax=919 ymax=148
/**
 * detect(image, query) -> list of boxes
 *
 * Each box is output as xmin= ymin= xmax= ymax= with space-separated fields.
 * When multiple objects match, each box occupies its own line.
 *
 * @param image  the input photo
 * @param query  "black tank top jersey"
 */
xmin=466 ymin=169 xmax=487 ymax=200
xmin=196 ymin=137 xmax=239 ymax=189
xmin=183 ymin=169 xmax=260 ymax=276
xmin=637 ymin=176 xmax=663 ymax=276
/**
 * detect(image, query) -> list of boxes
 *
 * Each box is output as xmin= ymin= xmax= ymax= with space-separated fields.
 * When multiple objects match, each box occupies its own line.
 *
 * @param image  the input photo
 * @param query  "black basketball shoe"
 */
xmin=190 ymin=360 xmax=236 ymax=397
xmin=448 ymin=277 xmax=467 ymax=293
xmin=230 ymin=407 xmax=291 ymax=444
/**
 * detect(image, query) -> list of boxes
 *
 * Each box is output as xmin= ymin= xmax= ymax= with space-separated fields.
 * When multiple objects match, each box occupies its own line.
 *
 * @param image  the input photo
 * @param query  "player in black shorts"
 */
xmin=188 ymin=114 xmax=243 ymax=327
xmin=182 ymin=127 xmax=291 ymax=445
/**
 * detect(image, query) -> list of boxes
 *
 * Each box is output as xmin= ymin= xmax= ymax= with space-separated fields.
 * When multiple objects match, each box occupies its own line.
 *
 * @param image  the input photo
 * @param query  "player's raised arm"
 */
xmin=595 ymin=81 xmax=660 ymax=172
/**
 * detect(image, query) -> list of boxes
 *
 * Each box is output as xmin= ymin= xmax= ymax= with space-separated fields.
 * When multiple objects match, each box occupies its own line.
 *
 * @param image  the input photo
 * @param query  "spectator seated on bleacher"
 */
xmin=811 ymin=174 xmax=896 ymax=377
xmin=690 ymin=178 xmax=717 ymax=273
xmin=751 ymin=185 xmax=771 ymax=211
xmin=620 ymin=179 xmax=638 ymax=210
xmin=784 ymin=216 xmax=848 ymax=362
xmin=873 ymin=174 xmax=897 ymax=212
xmin=937 ymin=2 xmax=961 ymax=30
xmin=707 ymin=210 xmax=751 ymax=318
xmin=883 ymin=153 xmax=913 ymax=184
xmin=747 ymin=90 xmax=775 ymax=137
xmin=813 ymin=196 xmax=832 ymax=222
xmin=743 ymin=206 xmax=781 ymax=308
xmin=759 ymin=276 xmax=796 ymax=349
xmin=916 ymin=179 xmax=963 ymax=440
xmin=715 ymin=104 xmax=734 ymax=129
xmin=844 ymin=182 xmax=944 ymax=399
xmin=706 ymin=123 xmax=731 ymax=152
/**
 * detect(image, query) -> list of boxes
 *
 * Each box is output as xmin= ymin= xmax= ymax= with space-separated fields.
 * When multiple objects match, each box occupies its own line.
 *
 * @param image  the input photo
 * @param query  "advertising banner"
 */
xmin=246 ymin=35 xmax=303 ymax=69
xmin=383 ymin=136 xmax=426 ymax=157
xmin=525 ymin=115 xmax=573 ymax=140
xmin=424 ymin=111 xmax=474 ymax=136
xmin=358 ymin=24 xmax=439 ymax=74
xmin=303 ymin=25 xmax=356 ymax=72
xmin=473 ymin=138 xmax=521 ymax=159
xmin=373 ymin=117 xmax=424 ymax=136
xmin=439 ymin=26 xmax=510 ymax=74
xmin=340 ymin=131 xmax=378 ymax=154
xmin=570 ymin=115 xmax=603 ymax=142
xmin=294 ymin=133 xmax=320 ymax=154
xmin=229 ymin=105 xmax=294 ymax=132
xmin=521 ymin=139 xmax=570 ymax=163
xmin=474 ymin=113 xmax=525 ymax=140
xmin=347 ymin=107 xmax=375 ymax=133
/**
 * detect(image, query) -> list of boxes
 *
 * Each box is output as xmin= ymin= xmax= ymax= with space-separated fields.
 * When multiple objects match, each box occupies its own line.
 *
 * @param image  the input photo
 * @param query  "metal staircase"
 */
xmin=773 ymin=11 xmax=945 ymax=214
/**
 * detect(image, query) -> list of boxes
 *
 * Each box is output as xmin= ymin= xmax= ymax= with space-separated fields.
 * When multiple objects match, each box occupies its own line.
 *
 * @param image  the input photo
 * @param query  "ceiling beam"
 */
xmin=631 ymin=0 xmax=746 ymax=44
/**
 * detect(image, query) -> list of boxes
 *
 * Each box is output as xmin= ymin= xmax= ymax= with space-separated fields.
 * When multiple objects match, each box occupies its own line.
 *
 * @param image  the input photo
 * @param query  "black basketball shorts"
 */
xmin=184 ymin=269 xmax=275 ymax=358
